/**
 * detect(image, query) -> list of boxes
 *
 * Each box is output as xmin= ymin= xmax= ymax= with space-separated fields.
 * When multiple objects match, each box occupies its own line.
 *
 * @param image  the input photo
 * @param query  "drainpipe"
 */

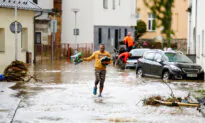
xmin=33 ymin=11 xmax=43 ymax=64
xmin=187 ymin=5 xmax=192 ymax=54
xmin=195 ymin=0 xmax=198 ymax=55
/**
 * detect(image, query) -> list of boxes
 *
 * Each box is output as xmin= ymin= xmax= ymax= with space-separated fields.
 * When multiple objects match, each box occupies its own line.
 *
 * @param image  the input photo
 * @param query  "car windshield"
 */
xmin=130 ymin=49 xmax=149 ymax=56
xmin=165 ymin=53 xmax=193 ymax=63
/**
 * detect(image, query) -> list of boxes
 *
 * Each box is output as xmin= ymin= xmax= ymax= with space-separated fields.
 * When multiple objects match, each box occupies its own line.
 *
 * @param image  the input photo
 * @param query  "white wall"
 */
xmin=196 ymin=0 xmax=205 ymax=70
xmin=62 ymin=0 xmax=94 ymax=44
xmin=62 ymin=0 xmax=136 ymax=44
xmin=187 ymin=0 xmax=196 ymax=54
xmin=93 ymin=0 xmax=136 ymax=26
xmin=37 ymin=0 xmax=54 ymax=10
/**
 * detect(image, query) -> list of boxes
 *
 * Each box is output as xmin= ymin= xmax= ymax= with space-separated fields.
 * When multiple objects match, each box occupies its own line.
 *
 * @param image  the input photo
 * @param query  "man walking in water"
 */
xmin=83 ymin=44 xmax=112 ymax=97
xmin=123 ymin=32 xmax=134 ymax=52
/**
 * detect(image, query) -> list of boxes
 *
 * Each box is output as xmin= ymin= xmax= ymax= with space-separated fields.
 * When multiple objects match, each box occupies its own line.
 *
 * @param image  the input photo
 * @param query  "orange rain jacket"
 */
xmin=118 ymin=52 xmax=130 ymax=63
xmin=124 ymin=36 xmax=134 ymax=47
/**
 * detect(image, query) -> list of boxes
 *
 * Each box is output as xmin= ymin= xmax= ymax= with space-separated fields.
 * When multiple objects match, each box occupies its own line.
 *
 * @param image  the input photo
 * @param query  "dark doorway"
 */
xmin=98 ymin=28 xmax=102 ymax=44
xmin=36 ymin=32 xmax=41 ymax=44
xmin=115 ymin=29 xmax=119 ymax=49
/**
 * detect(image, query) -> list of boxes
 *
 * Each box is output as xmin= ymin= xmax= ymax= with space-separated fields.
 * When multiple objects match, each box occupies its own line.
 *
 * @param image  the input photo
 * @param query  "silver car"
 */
xmin=126 ymin=48 xmax=150 ymax=68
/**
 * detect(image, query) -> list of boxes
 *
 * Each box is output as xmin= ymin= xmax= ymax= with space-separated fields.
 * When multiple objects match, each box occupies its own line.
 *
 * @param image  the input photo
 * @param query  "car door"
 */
xmin=151 ymin=53 xmax=163 ymax=77
xmin=142 ymin=52 xmax=156 ymax=75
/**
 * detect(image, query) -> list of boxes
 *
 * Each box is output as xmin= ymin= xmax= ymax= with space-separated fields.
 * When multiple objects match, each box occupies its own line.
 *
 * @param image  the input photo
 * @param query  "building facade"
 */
xmin=33 ymin=0 xmax=62 ymax=45
xmin=136 ymin=0 xmax=188 ymax=42
xmin=188 ymin=0 xmax=205 ymax=72
xmin=62 ymin=0 xmax=136 ymax=52
xmin=33 ymin=0 xmax=53 ymax=45
xmin=0 ymin=0 xmax=40 ymax=70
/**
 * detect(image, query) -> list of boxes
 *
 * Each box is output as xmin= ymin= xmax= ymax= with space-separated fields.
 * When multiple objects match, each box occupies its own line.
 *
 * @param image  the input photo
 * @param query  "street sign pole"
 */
xmin=51 ymin=19 xmax=57 ymax=64
xmin=51 ymin=29 xmax=55 ymax=63
xmin=72 ymin=8 xmax=79 ymax=53
xmin=15 ymin=2 xmax=18 ymax=60
xmin=74 ymin=11 xmax=77 ymax=50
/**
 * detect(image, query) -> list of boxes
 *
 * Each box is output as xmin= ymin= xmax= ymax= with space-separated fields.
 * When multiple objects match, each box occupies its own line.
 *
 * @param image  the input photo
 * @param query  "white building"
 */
xmin=188 ymin=0 xmax=205 ymax=72
xmin=33 ymin=0 xmax=54 ymax=45
xmin=62 ymin=0 xmax=136 ymax=51
xmin=34 ymin=0 xmax=53 ymax=10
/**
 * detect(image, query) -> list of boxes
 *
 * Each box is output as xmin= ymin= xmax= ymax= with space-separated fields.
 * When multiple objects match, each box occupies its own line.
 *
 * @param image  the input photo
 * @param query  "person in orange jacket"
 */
xmin=124 ymin=32 xmax=134 ymax=52
xmin=118 ymin=52 xmax=132 ymax=63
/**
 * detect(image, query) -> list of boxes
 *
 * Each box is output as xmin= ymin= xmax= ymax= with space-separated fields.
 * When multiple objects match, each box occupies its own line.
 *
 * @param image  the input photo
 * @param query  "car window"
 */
xmin=154 ymin=53 xmax=162 ymax=61
xmin=144 ymin=52 xmax=155 ymax=60
xmin=165 ymin=53 xmax=193 ymax=63
xmin=130 ymin=49 xmax=149 ymax=56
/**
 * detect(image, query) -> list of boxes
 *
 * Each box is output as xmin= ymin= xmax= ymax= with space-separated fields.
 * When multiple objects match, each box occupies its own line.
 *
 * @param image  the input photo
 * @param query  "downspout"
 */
xmin=195 ymin=0 xmax=198 ymax=55
xmin=187 ymin=5 xmax=192 ymax=54
xmin=33 ymin=11 xmax=43 ymax=64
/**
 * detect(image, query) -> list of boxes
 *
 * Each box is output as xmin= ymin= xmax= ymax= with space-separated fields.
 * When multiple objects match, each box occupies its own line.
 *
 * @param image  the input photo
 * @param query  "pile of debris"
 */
xmin=143 ymin=95 xmax=200 ymax=107
xmin=4 ymin=60 xmax=29 ymax=82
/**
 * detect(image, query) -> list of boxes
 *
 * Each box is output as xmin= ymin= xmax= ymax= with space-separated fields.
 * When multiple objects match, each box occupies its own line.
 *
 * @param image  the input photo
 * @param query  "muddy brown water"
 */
xmin=10 ymin=60 xmax=205 ymax=123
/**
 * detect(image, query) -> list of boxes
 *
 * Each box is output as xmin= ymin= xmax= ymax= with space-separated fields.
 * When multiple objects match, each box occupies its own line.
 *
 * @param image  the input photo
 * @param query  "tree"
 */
xmin=144 ymin=0 xmax=175 ymax=47
xmin=135 ymin=20 xmax=147 ymax=40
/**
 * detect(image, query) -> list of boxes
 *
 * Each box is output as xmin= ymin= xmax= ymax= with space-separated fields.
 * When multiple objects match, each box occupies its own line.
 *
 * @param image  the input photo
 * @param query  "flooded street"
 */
xmin=11 ymin=61 xmax=205 ymax=123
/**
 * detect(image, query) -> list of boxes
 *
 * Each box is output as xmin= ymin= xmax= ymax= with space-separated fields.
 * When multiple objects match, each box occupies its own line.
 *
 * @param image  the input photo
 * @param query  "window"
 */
xmin=113 ymin=0 xmax=116 ymax=10
xmin=130 ymin=49 xmax=150 ymax=56
xmin=154 ymin=53 xmax=162 ymax=61
xmin=98 ymin=28 xmax=102 ymax=44
xmin=36 ymin=32 xmax=41 ymax=44
xmin=103 ymin=0 xmax=108 ymax=9
xmin=165 ymin=53 xmax=193 ymax=63
xmin=0 ymin=28 xmax=5 ymax=52
xmin=33 ymin=0 xmax=38 ymax=4
xmin=136 ymin=13 xmax=140 ymax=22
xmin=124 ymin=29 xmax=127 ymax=36
xmin=144 ymin=52 xmax=155 ymax=60
xmin=21 ymin=28 xmax=28 ymax=50
xmin=108 ymin=28 xmax=111 ymax=40
xmin=119 ymin=29 xmax=121 ymax=39
xmin=148 ymin=13 xmax=156 ymax=31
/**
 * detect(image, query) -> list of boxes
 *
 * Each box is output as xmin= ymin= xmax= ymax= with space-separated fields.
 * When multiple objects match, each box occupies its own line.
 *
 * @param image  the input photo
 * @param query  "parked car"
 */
xmin=136 ymin=50 xmax=204 ymax=80
xmin=126 ymin=48 xmax=150 ymax=68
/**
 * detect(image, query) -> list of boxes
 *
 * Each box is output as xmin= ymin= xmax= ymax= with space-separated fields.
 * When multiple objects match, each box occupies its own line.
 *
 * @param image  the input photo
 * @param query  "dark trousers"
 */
xmin=127 ymin=46 xmax=133 ymax=52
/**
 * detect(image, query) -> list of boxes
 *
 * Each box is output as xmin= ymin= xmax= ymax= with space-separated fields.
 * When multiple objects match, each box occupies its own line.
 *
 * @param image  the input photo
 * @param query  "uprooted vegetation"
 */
xmin=4 ymin=60 xmax=41 ymax=82
xmin=143 ymin=95 xmax=200 ymax=107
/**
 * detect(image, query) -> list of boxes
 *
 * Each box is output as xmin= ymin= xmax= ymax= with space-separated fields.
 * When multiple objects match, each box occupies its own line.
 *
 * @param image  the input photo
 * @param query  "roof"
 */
xmin=0 ymin=0 xmax=41 ymax=11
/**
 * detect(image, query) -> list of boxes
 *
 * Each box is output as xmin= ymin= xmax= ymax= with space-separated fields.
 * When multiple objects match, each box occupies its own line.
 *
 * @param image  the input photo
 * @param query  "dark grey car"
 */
xmin=136 ymin=50 xmax=204 ymax=80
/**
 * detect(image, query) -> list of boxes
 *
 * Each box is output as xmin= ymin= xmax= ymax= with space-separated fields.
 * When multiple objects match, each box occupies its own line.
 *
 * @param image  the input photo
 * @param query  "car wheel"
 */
xmin=162 ymin=71 xmax=170 ymax=81
xmin=137 ymin=68 xmax=143 ymax=77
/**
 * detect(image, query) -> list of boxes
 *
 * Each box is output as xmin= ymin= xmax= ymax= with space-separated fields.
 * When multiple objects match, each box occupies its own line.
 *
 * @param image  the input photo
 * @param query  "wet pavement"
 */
xmin=2 ymin=60 xmax=205 ymax=123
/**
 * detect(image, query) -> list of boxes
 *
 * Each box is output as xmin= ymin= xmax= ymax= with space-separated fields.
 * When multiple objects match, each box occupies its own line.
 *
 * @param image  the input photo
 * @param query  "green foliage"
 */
xmin=135 ymin=20 xmax=147 ymax=40
xmin=144 ymin=0 xmax=175 ymax=47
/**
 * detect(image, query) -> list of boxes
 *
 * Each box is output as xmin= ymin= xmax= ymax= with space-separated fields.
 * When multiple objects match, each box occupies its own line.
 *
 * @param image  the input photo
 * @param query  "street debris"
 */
xmin=143 ymin=96 xmax=200 ymax=107
xmin=195 ymin=90 xmax=205 ymax=96
xmin=70 ymin=52 xmax=83 ymax=65
xmin=4 ymin=60 xmax=28 ymax=82
xmin=3 ymin=60 xmax=42 ymax=83
xmin=0 ymin=74 xmax=4 ymax=81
